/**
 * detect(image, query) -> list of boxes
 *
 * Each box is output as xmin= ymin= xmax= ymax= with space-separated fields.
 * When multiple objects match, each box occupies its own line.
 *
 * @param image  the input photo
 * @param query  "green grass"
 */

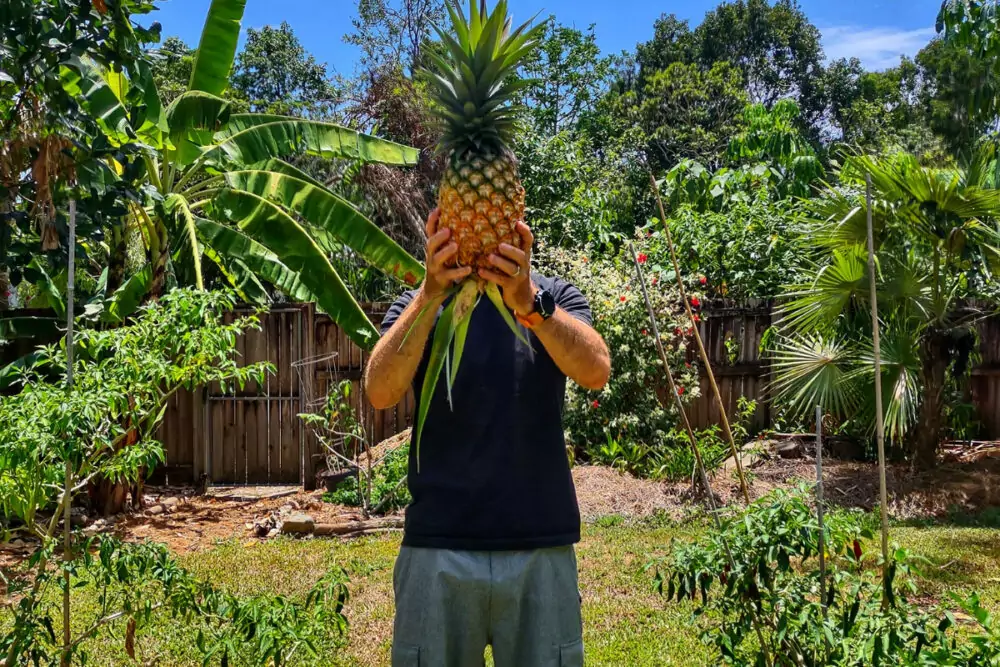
xmin=4 ymin=519 xmax=999 ymax=665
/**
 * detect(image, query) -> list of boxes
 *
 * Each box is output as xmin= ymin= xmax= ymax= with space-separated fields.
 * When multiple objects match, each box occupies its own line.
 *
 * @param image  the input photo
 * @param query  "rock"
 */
xmin=280 ymin=514 xmax=315 ymax=534
xmin=70 ymin=509 xmax=90 ymax=527
xmin=266 ymin=528 xmax=280 ymax=539
xmin=777 ymin=440 xmax=804 ymax=459
xmin=10 ymin=539 xmax=25 ymax=549
xmin=162 ymin=497 xmax=180 ymax=508
xmin=147 ymin=504 xmax=166 ymax=516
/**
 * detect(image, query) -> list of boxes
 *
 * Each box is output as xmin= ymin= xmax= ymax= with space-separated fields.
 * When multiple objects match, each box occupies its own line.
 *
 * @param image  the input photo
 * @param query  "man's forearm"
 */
xmin=365 ymin=289 xmax=445 ymax=409
xmin=532 ymin=309 xmax=610 ymax=390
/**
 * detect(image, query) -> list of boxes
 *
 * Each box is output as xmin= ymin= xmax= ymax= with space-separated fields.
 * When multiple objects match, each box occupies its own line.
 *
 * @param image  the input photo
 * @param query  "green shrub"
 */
xmin=325 ymin=443 xmax=411 ymax=514
xmin=537 ymin=239 xmax=703 ymax=470
xmin=650 ymin=486 xmax=1000 ymax=665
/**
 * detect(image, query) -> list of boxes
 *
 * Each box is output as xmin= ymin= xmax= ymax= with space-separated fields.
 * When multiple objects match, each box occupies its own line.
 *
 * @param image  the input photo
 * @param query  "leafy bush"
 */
xmin=650 ymin=486 xmax=1000 ymax=666
xmin=325 ymin=442 xmax=412 ymax=514
xmin=657 ymin=194 xmax=805 ymax=300
xmin=0 ymin=290 xmax=351 ymax=665
xmin=537 ymin=240 xmax=702 ymax=467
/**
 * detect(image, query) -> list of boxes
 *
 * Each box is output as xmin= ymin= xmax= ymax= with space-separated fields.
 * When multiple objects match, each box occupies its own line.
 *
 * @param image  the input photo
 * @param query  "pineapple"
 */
xmin=427 ymin=0 xmax=542 ymax=271
xmin=409 ymin=0 xmax=543 ymax=469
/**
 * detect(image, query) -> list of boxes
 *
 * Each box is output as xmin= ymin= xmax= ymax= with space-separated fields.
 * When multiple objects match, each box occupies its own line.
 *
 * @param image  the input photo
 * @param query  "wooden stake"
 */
xmin=61 ymin=200 xmax=77 ymax=667
xmin=649 ymin=173 xmax=751 ymax=504
xmin=865 ymin=173 xmax=892 ymax=608
xmin=815 ymin=404 xmax=827 ymax=621
xmin=629 ymin=243 xmax=772 ymax=667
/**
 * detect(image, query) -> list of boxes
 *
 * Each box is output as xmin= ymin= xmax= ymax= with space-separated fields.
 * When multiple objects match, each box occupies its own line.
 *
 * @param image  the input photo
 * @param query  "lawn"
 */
xmin=21 ymin=515 xmax=1000 ymax=666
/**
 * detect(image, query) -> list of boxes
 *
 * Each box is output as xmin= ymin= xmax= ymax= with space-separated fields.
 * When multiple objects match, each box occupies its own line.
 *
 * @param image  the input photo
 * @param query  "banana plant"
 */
xmin=60 ymin=0 xmax=424 ymax=350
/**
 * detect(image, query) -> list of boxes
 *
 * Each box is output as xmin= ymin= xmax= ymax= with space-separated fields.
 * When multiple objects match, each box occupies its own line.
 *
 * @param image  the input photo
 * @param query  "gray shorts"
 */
xmin=391 ymin=545 xmax=584 ymax=667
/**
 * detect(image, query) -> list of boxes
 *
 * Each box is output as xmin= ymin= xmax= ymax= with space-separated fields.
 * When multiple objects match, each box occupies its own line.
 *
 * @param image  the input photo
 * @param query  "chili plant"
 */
xmin=0 ymin=289 xmax=350 ymax=665
xmin=649 ymin=486 xmax=1000 ymax=665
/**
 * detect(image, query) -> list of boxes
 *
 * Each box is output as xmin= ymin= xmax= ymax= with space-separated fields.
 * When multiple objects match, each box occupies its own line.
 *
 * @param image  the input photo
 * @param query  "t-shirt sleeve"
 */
xmin=379 ymin=290 xmax=416 ymax=336
xmin=550 ymin=278 xmax=593 ymax=326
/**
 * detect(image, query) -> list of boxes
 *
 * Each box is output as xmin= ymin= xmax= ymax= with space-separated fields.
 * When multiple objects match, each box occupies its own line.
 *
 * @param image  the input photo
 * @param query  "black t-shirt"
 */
xmin=380 ymin=273 xmax=592 ymax=551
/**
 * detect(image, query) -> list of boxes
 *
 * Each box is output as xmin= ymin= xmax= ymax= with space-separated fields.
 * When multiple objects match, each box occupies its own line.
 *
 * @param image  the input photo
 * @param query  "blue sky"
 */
xmin=147 ymin=0 xmax=942 ymax=75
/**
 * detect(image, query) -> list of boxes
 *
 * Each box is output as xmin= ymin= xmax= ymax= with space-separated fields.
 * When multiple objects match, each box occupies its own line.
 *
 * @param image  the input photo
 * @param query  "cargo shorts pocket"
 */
xmin=559 ymin=639 xmax=584 ymax=666
xmin=391 ymin=643 xmax=420 ymax=666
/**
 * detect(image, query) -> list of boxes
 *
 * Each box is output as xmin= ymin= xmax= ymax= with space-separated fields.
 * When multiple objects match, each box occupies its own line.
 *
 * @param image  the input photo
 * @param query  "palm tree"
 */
xmin=771 ymin=148 xmax=1000 ymax=467
xmin=62 ymin=0 xmax=424 ymax=349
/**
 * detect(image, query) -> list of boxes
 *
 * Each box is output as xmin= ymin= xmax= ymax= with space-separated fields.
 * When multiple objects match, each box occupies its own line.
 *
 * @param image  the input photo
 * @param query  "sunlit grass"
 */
xmin=3 ymin=516 xmax=998 ymax=665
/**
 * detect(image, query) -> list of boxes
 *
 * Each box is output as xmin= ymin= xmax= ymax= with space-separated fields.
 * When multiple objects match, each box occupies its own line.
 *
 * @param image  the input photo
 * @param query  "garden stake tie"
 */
xmin=649 ymin=173 xmax=751 ymax=504
xmin=629 ymin=243 xmax=773 ymax=667
xmin=865 ymin=173 xmax=892 ymax=608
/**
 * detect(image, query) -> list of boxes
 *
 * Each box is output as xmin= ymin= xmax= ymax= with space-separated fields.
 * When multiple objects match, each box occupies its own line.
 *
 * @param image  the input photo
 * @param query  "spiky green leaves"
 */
xmin=423 ymin=0 xmax=545 ymax=155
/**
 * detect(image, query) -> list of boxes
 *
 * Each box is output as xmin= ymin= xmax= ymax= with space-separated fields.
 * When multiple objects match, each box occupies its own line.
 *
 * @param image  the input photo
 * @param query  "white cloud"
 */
xmin=821 ymin=25 xmax=937 ymax=70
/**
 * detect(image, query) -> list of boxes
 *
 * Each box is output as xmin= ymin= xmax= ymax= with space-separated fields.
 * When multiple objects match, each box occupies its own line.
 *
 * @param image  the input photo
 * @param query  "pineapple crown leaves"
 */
xmin=422 ymin=0 xmax=545 ymax=156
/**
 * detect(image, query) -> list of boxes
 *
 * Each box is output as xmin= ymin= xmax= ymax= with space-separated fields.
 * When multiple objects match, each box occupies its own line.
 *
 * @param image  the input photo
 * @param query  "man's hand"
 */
xmin=478 ymin=221 xmax=536 ymax=315
xmin=423 ymin=208 xmax=472 ymax=299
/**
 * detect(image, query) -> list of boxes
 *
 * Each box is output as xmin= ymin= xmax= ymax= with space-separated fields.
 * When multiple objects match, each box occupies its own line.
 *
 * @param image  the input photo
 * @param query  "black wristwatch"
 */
xmin=516 ymin=288 xmax=556 ymax=329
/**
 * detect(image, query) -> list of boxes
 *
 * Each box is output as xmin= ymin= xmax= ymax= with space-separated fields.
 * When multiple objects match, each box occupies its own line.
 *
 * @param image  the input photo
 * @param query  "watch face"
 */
xmin=538 ymin=289 xmax=556 ymax=318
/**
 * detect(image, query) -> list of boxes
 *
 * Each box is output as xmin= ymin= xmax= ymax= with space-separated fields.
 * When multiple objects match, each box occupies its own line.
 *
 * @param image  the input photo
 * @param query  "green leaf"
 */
xmin=204 ymin=119 xmax=419 ymax=168
xmin=102 ymin=266 xmax=152 ymax=323
xmin=484 ymin=282 xmax=529 ymax=346
xmin=163 ymin=194 xmax=205 ymax=289
xmin=197 ymin=218 xmax=316 ymax=306
xmin=61 ymin=57 xmax=134 ymax=145
xmin=166 ymin=90 xmax=233 ymax=163
xmin=414 ymin=300 xmax=458 ymax=473
xmin=188 ymin=0 xmax=248 ymax=97
xmin=223 ymin=169 xmax=423 ymax=286
xmin=211 ymin=189 xmax=379 ymax=349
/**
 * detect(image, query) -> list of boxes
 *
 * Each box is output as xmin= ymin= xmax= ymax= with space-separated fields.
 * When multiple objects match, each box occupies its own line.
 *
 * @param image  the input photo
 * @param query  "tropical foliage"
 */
xmin=771 ymin=149 xmax=1000 ymax=464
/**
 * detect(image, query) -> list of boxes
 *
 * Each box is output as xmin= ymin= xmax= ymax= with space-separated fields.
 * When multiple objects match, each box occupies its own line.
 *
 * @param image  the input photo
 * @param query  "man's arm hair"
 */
xmin=364 ymin=289 xmax=444 ymax=410
xmin=532 ymin=308 xmax=610 ymax=390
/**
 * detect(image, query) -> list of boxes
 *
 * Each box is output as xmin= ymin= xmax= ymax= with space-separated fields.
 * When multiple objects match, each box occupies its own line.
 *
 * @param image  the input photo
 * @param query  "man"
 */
xmin=365 ymin=209 xmax=611 ymax=667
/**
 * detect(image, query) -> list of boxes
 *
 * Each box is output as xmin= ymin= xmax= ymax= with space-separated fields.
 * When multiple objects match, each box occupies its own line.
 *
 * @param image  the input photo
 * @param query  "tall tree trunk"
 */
xmin=913 ymin=331 xmax=949 ymax=469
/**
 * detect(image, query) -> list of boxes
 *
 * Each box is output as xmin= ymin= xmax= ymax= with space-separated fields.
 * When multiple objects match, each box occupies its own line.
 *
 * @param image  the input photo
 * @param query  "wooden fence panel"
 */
xmin=144 ymin=298 xmax=1000 ymax=487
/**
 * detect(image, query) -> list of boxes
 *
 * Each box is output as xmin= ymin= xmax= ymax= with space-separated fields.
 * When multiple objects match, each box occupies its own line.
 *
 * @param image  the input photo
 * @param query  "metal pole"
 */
xmin=865 ymin=173 xmax=891 ymax=608
xmin=815 ymin=404 xmax=827 ymax=621
xmin=61 ymin=199 xmax=77 ymax=667
xmin=629 ymin=242 xmax=772 ymax=667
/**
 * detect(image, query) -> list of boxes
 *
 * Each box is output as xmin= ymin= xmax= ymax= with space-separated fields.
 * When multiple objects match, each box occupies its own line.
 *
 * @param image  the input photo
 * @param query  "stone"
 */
xmin=162 ymin=497 xmax=180 ymax=508
xmin=70 ymin=509 xmax=90 ymax=527
xmin=10 ymin=539 xmax=25 ymax=549
xmin=266 ymin=528 xmax=280 ymax=539
xmin=777 ymin=440 xmax=804 ymax=459
xmin=147 ymin=504 xmax=166 ymax=516
xmin=280 ymin=514 xmax=315 ymax=534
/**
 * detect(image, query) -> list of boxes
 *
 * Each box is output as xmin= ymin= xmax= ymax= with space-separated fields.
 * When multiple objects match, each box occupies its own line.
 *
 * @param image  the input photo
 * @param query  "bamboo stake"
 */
xmin=629 ymin=243 xmax=772 ymax=667
xmin=61 ymin=200 xmax=77 ymax=667
xmin=649 ymin=173 xmax=751 ymax=504
xmin=864 ymin=173 xmax=892 ymax=608
xmin=815 ymin=404 xmax=827 ymax=621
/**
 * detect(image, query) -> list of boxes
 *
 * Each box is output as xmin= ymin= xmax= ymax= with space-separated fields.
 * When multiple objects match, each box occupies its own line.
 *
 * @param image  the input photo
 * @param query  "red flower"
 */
xmin=674 ymin=327 xmax=683 ymax=336
xmin=693 ymin=314 xmax=700 ymax=323
xmin=677 ymin=386 xmax=685 ymax=395
xmin=686 ymin=327 xmax=695 ymax=335
xmin=642 ymin=329 xmax=648 ymax=336
xmin=685 ymin=362 xmax=692 ymax=368
xmin=637 ymin=253 xmax=648 ymax=264
xmin=700 ymin=276 xmax=708 ymax=286
xmin=853 ymin=539 xmax=863 ymax=560
xmin=591 ymin=400 xmax=600 ymax=409
xmin=619 ymin=295 xmax=627 ymax=302
xmin=651 ymin=276 xmax=658 ymax=285
xmin=690 ymin=296 xmax=701 ymax=309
